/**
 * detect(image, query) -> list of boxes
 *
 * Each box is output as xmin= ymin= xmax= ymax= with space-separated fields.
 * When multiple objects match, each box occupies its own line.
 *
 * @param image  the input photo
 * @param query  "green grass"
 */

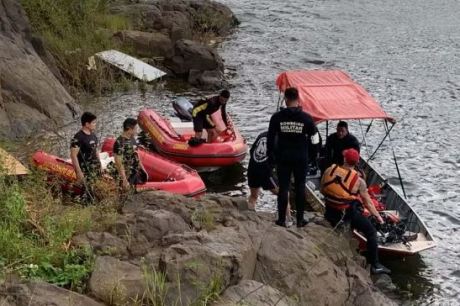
xmin=0 ymin=163 xmax=118 ymax=292
xmin=191 ymin=208 xmax=216 ymax=232
xmin=20 ymin=0 xmax=130 ymax=94
xmin=191 ymin=273 xmax=224 ymax=306
xmin=142 ymin=263 xmax=169 ymax=306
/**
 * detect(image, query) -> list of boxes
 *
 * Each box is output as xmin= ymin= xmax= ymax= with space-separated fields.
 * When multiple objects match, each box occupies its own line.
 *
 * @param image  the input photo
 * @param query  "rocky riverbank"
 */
xmin=0 ymin=0 xmax=79 ymax=139
xmin=110 ymin=0 xmax=238 ymax=88
xmin=1 ymin=191 xmax=396 ymax=305
xmin=0 ymin=0 xmax=238 ymax=139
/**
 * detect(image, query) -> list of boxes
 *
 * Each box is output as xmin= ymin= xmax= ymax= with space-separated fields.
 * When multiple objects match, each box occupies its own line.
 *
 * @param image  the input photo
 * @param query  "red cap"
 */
xmin=343 ymin=148 xmax=360 ymax=164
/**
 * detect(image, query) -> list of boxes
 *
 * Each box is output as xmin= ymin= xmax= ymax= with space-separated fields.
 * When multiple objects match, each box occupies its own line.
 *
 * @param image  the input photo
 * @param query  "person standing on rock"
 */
xmin=267 ymin=87 xmax=319 ymax=228
xmin=70 ymin=112 xmax=102 ymax=201
xmin=247 ymin=131 xmax=293 ymax=225
xmin=111 ymin=118 xmax=147 ymax=191
xmin=321 ymin=148 xmax=391 ymax=275
xmin=189 ymin=90 xmax=230 ymax=146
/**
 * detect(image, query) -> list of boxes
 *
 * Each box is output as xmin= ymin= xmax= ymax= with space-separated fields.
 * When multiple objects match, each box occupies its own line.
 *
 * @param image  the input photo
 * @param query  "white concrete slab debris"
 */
xmin=93 ymin=50 xmax=166 ymax=82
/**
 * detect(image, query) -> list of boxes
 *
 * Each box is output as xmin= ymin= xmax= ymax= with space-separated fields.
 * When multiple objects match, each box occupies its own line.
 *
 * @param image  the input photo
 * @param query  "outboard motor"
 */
xmin=372 ymin=212 xmax=418 ymax=245
xmin=173 ymin=97 xmax=194 ymax=121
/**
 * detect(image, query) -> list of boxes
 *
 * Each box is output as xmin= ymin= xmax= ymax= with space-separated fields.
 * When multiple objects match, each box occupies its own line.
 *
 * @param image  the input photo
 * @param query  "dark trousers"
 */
xmin=80 ymin=166 xmax=102 ymax=203
xmin=324 ymin=201 xmax=379 ymax=266
xmin=276 ymin=161 xmax=307 ymax=223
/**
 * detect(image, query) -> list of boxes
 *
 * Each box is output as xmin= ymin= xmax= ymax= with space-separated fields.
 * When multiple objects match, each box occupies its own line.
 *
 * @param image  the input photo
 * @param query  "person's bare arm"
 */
xmin=358 ymin=178 xmax=384 ymax=223
xmin=70 ymin=147 xmax=84 ymax=181
xmin=114 ymin=154 xmax=129 ymax=190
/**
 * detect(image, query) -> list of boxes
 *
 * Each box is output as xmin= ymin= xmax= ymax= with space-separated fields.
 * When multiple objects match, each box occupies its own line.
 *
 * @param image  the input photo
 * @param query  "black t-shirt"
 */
xmin=325 ymin=132 xmax=360 ymax=166
xmin=113 ymin=136 xmax=140 ymax=177
xmin=267 ymin=107 xmax=317 ymax=164
xmin=248 ymin=131 xmax=271 ymax=172
xmin=70 ymin=130 xmax=100 ymax=173
xmin=192 ymin=96 xmax=228 ymax=125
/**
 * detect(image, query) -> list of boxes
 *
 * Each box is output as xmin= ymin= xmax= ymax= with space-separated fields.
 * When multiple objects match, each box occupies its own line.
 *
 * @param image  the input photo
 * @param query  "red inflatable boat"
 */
xmin=32 ymin=141 xmax=206 ymax=197
xmin=138 ymin=109 xmax=247 ymax=170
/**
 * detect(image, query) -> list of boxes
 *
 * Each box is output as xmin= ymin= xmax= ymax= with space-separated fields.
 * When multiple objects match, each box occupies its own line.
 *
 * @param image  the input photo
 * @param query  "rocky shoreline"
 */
xmin=1 ymin=1 xmax=399 ymax=305
xmin=0 ymin=0 xmax=237 ymax=139
xmin=1 ymin=191 xmax=397 ymax=305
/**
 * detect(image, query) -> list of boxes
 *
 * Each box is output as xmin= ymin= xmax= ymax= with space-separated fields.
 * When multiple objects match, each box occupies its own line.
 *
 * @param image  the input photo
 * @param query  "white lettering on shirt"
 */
xmin=280 ymin=122 xmax=304 ymax=134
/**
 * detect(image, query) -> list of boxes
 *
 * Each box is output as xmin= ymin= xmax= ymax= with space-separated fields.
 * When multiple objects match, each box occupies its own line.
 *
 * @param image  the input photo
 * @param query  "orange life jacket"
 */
xmin=321 ymin=164 xmax=360 ymax=209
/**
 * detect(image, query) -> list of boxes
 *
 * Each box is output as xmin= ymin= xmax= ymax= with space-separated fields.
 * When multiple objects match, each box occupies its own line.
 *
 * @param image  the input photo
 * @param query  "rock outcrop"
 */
xmin=0 ymin=191 xmax=397 ymax=305
xmin=0 ymin=0 xmax=78 ymax=139
xmin=74 ymin=191 xmax=396 ymax=305
xmin=214 ymin=280 xmax=297 ymax=306
xmin=0 ymin=281 xmax=103 ymax=306
xmin=110 ymin=0 xmax=238 ymax=88
xmin=89 ymin=256 xmax=146 ymax=305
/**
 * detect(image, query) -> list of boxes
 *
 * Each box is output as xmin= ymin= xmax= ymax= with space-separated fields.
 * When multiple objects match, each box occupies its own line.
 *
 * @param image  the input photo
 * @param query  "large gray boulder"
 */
xmin=158 ymin=225 xmax=257 ymax=304
xmin=113 ymin=30 xmax=174 ymax=58
xmin=113 ymin=208 xmax=189 ymax=256
xmin=1 ymin=281 xmax=103 ymax=306
xmin=166 ymin=39 xmax=226 ymax=88
xmin=110 ymin=0 xmax=238 ymax=38
xmin=72 ymin=231 xmax=129 ymax=257
xmin=0 ymin=0 xmax=78 ymax=138
xmin=168 ymin=39 xmax=223 ymax=74
xmin=89 ymin=256 xmax=146 ymax=305
xmin=254 ymin=225 xmax=351 ymax=305
xmin=214 ymin=280 xmax=297 ymax=306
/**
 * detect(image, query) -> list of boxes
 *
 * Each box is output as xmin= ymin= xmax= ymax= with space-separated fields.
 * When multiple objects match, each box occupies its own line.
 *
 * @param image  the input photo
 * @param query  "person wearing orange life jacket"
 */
xmin=320 ymin=148 xmax=391 ymax=275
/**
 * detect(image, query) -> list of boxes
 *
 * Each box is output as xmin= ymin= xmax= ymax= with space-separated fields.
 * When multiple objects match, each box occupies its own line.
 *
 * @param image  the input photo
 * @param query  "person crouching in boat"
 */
xmin=247 ymin=131 xmax=293 ymax=226
xmin=321 ymin=148 xmax=391 ymax=275
xmin=189 ymin=90 xmax=230 ymax=146
xmin=112 ymin=118 xmax=147 ymax=191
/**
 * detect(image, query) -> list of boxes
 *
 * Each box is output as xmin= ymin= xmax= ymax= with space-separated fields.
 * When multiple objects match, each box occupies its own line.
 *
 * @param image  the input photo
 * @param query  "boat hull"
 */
xmin=138 ymin=108 xmax=247 ymax=169
xmin=32 ymin=145 xmax=206 ymax=197
xmin=305 ymin=160 xmax=436 ymax=256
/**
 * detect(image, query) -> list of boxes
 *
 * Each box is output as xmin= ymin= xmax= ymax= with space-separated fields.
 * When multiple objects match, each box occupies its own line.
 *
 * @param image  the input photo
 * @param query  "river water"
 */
xmin=216 ymin=0 xmax=460 ymax=304
xmin=49 ymin=0 xmax=459 ymax=303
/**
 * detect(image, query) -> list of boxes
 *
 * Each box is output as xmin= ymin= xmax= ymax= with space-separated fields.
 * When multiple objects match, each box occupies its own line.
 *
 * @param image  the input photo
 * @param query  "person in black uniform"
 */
xmin=70 ymin=112 xmax=102 ymax=200
xmin=325 ymin=121 xmax=360 ymax=167
xmin=267 ymin=87 xmax=319 ymax=228
xmin=247 ymin=131 xmax=292 ymax=223
xmin=112 ymin=118 xmax=147 ymax=191
xmin=189 ymin=90 xmax=230 ymax=146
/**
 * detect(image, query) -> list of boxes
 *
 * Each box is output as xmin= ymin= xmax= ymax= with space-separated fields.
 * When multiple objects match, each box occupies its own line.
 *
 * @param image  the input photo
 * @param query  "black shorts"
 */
xmin=247 ymin=167 xmax=278 ymax=190
xmin=193 ymin=114 xmax=215 ymax=132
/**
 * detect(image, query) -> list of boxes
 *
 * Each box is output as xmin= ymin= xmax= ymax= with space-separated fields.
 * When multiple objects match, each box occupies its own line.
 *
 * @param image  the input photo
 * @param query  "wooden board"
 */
xmin=94 ymin=50 xmax=167 ymax=82
xmin=0 ymin=147 xmax=29 ymax=175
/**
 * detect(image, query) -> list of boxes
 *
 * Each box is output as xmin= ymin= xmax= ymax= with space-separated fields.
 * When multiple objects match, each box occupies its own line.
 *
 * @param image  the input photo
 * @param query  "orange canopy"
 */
xmin=276 ymin=70 xmax=394 ymax=123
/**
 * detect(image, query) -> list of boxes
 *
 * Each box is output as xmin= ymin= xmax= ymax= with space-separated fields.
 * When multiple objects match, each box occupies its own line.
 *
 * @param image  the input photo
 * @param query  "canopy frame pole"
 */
xmin=367 ymin=121 xmax=395 ymax=161
xmin=365 ymin=119 xmax=374 ymax=137
xmin=358 ymin=120 xmax=370 ymax=159
xmin=384 ymin=120 xmax=407 ymax=199
xmin=326 ymin=121 xmax=329 ymax=138
xmin=276 ymin=91 xmax=282 ymax=111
